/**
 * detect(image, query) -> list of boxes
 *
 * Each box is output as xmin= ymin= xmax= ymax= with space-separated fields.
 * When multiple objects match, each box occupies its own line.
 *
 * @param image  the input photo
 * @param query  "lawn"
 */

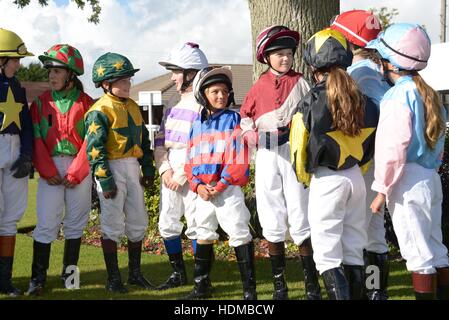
xmin=2 ymin=234 xmax=414 ymax=300
xmin=6 ymin=175 xmax=415 ymax=300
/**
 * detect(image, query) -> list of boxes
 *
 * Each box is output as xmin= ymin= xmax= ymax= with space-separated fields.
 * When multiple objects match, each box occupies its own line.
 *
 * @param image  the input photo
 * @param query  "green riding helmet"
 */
xmin=92 ymin=52 xmax=140 ymax=88
xmin=38 ymin=44 xmax=84 ymax=75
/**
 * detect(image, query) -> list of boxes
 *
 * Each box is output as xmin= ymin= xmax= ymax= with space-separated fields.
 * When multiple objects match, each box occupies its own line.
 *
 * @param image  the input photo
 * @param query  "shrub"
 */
xmin=439 ymin=129 xmax=449 ymax=249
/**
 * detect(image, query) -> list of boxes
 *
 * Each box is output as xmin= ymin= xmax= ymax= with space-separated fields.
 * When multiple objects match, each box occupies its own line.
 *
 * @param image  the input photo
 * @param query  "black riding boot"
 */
xmin=127 ymin=240 xmax=155 ymax=289
xmin=322 ymin=267 xmax=350 ymax=300
xmin=101 ymin=238 xmax=128 ymax=293
xmin=156 ymin=253 xmax=187 ymax=290
xmin=183 ymin=243 xmax=214 ymax=300
xmin=270 ymin=254 xmax=288 ymax=300
xmin=437 ymin=267 xmax=449 ymax=300
xmin=61 ymin=238 xmax=82 ymax=288
xmin=365 ymin=251 xmax=389 ymax=300
xmin=235 ymin=242 xmax=257 ymax=300
xmin=343 ymin=264 xmax=364 ymax=300
xmin=27 ymin=241 xmax=51 ymax=296
xmin=299 ymin=238 xmax=321 ymax=300
xmin=299 ymin=255 xmax=322 ymax=300
xmin=0 ymin=236 xmax=21 ymax=297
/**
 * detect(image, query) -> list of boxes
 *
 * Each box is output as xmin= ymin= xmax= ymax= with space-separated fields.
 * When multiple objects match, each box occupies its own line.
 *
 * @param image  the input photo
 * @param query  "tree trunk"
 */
xmin=248 ymin=0 xmax=340 ymax=82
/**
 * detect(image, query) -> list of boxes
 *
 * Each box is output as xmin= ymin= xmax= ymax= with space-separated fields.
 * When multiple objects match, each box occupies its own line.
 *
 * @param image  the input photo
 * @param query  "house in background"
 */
xmin=130 ymin=64 xmax=254 ymax=127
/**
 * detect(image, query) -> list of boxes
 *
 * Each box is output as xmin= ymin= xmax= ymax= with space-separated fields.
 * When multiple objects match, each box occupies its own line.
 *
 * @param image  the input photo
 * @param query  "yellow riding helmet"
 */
xmin=0 ymin=28 xmax=34 ymax=58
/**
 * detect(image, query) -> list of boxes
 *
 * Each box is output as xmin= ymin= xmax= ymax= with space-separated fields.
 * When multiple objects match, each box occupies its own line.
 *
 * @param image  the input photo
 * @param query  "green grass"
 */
xmin=2 ymin=234 xmax=414 ymax=300
xmin=8 ymin=176 xmax=415 ymax=300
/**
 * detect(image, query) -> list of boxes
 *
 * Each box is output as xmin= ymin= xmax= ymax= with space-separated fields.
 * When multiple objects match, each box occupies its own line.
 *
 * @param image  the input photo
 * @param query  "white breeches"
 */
xmin=194 ymin=186 xmax=252 ymax=247
xmin=309 ymin=166 xmax=367 ymax=274
xmin=97 ymin=158 xmax=148 ymax=243
xmin=387 ymin=163 xmax=449 ymax=274
xmin=255 ymin=142 xmax=310 ymax=245
xmin=0 ymin=135 xmax=27 ymax=236
xmin=34 ymin=156 xmax=92 ymax=243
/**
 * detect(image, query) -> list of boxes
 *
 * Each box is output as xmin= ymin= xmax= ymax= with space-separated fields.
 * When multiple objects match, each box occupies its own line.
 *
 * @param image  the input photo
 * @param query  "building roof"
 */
xmin=130 ymin=64 xmax=253 ymax=107
xmin=420 ymin=42 xmax=449 ymax=92
xmin=21 ymin=81 xmax=51 ymax=104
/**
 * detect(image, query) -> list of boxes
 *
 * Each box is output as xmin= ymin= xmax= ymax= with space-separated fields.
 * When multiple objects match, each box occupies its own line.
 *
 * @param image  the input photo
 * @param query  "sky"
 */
xmin=0 ymin=0 xmax=446 ymax=97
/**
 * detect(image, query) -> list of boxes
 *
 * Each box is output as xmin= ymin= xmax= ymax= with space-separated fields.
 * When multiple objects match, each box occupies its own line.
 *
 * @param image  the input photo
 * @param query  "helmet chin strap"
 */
xmin=381 ymin=60 xmax=396 ymax=87
xmin=181 ymin=70 xmax=196 ymax=92
xmin=0 ymin=58 xmax=12 ymax=78
xmin=107 ymin=83 xmax=116 ymax=98
xmin=0 ymin=57 xmax=8 ymax=69
xmin=311 ymin=69 xmax=329 ymax=85
xmin=265 ymin=56 xmax=282 ymax=74
xmin=265 ymin=54 xmax=294 ymax=76
xmin=60 ymin=70 xmax=75 ymax=92
xmin=106 ymin=82 xmax=127 ymax=102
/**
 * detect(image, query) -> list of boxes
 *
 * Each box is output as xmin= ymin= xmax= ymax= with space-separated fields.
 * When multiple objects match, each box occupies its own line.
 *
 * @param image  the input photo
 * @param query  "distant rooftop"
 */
xmin=130 ymin=64 xmax=253 ymax=107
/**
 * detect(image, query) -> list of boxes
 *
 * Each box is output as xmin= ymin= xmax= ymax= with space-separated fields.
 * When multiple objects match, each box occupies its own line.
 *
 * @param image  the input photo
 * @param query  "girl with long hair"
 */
xmin=290 ymin=28 xmax=378 ymax=300
xmin=368 ymin=23 xmax=449 ymax=300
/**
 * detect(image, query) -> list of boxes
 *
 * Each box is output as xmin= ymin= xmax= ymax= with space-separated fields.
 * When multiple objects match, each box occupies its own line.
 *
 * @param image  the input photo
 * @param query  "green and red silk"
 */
xmin=40 ymin=44 xmax=84 ymax=76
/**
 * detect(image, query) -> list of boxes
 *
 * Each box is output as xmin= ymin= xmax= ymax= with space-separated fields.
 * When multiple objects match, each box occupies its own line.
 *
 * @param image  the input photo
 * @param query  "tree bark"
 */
xmin=248 ymin=0 xmax=340 ymax=82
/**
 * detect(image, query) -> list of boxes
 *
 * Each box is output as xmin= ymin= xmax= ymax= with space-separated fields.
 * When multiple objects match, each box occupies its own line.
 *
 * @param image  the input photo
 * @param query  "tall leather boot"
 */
xmin=235 ymin=241 xmax=257 ymax=300
xmin=61 ymin=238 xmax=81 ymax=289
xmin=101 ymin=238 xmax=127 ymax=293
xmin=27 ymin=240 xmax=51 ymax=296
xmin=268 ymin=241 xmax=288 ymax=300
xmin=184 ymin=243 xmax=214 ymax=300
xmin=127 ymin=240 xmax=155 ymax=289
xmin=343 ymin=264 xmax=365 ymax=300
xmin=299 ymin=238 xmax=321 ymax=300
xmin=322 ymin=267 xmax=350 ymax=300
xmin=366 ymin=251 xmax=389 ymax=300
xmin=437 ymin=267 xmax=449 ymax=300
xmin=0 ymin=236 xmax=21 ymax=297
xmin=156 ymin=253 xmax=187 ymax=290
xmin=412 ymin=272 xmax=437 ymax=300
xmin=270 ymin=254 xmax=288 ymax=300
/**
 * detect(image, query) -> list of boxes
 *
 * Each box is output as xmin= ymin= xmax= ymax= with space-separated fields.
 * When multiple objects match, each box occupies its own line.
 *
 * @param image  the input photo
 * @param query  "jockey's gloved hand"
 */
xmin=103 ymin=187 xmax=118 ymax=200
xmin=140 ymin=176 xmax=154 ymax=189
xmin=10 ymin=155 xmax=33 ymax=179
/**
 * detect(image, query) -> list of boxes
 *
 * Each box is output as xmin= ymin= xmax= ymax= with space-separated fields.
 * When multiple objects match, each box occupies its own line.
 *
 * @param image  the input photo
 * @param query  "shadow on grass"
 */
xmin=2 ymin=256 xmax=413 ymax=300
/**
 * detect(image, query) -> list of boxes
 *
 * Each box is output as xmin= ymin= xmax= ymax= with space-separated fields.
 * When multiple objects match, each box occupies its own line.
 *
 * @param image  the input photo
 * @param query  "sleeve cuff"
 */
xmin=191 ymin=182 xmax=200 ymax=193
xmin=172 ymin=168 xmax=187 ymax=186
xmin=158 ymin=162 xmax=172 ymax=176
xmin=99 ymin=176 xmax=117 ymax=193
xmin=65 ymin=173 xmax=81 ymax=185
xmin=215 ymin=180 xmax=229 ymax=193
xmin=371 ymin=181 xmax=390 ymax=197
xmin=191 ymin=179 xmax=203 ymax=193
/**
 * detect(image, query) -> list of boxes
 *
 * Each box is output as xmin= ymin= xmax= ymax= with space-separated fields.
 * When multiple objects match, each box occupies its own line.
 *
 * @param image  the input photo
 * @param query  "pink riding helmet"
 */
xmin=366 ymin=23 xmax=431 ymax=71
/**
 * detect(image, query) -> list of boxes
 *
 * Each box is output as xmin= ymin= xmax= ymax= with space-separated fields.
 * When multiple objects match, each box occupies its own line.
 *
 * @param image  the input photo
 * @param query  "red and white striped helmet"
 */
xmin=330 ymin=10 xmax=382 ymax=48
xmin=256 ymin=25 xmax=300 ymax=64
